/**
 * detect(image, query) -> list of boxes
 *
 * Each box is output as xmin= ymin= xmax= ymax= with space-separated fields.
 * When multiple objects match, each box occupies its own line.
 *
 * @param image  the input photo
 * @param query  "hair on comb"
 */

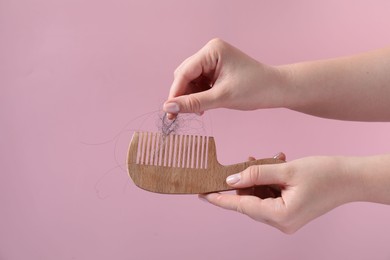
xmin=127 ymin=131 xmax=283 ymax=194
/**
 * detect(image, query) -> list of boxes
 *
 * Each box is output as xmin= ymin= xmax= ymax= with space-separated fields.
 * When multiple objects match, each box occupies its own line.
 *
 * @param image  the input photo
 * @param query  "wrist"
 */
xmin=337 ymin=157 xmax=367 ymax=204
xmin=345 ymin=155 xmax=390 ymax=204
xmin=274 ymin=64 xmax=297 ymax=109
xmin=319 ymin=156 xmax=363 ymax=206
xmin=276 ymin=62 xmax=328 ymax=114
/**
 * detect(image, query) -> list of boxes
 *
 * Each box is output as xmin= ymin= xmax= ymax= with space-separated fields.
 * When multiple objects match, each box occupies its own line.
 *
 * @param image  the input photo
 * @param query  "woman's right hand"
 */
xmin=163 ymin=38 xmax=290 ymax=118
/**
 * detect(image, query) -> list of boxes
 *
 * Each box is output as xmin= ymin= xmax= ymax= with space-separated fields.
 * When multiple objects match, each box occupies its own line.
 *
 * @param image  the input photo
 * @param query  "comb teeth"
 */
xmin=136 ymin=132 xmax=209 ymax=169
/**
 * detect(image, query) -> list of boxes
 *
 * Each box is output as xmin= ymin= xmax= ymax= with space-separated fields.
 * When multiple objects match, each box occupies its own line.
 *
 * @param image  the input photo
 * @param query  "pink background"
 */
xmin=1 ymin=0 xmax=390 ymax=259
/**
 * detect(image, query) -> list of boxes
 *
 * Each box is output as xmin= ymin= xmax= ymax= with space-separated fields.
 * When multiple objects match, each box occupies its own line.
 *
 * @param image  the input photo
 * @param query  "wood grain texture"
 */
xmin=127 ymin=132 xmax=284 ymax=194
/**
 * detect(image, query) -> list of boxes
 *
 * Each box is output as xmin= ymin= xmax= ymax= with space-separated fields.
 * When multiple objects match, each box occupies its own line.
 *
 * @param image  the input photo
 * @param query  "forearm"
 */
xmin=343 ymin=155 xmax=390 ymax=205
xmin=278 ymin=47 xmax=390 ymax=121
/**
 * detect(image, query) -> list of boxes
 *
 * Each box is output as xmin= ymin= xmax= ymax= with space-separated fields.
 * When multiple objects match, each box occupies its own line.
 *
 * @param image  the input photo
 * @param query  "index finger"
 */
xmin=168 ymin=46 xmax=219 ymax=100
xmin=199 ymin=193 xmax=287 ymax=225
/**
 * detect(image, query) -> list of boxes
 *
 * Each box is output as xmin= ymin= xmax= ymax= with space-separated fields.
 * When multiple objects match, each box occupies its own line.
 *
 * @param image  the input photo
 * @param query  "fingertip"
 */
xmin=273 ymin=152 xmax=286 ymax=161
xmin=198 ymin=194 xmax=209 ymax=203
xmin=166 ymin=112 xmax=177 ymax=120
xmin=201 ymin=192 xmax=239 ymax=211
xmin=247 ymin=156 xmax=256 ymax=161
xmin=200 ymin=192 xmax=220 ymax=203
xmin=163 ymin=102 xmax=180 ymax=114
xmin=226 ymin=173 xmax=241 ymax=185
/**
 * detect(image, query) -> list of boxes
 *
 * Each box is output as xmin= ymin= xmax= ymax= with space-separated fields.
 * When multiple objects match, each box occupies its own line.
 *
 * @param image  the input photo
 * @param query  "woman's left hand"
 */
xmin=200 ymin=155 xmax=356 ymax=234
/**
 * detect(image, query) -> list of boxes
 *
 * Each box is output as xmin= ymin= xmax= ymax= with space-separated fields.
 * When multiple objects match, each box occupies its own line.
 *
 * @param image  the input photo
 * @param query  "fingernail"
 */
xmin=164 ymin=102 xmax=180 ymax=113
xmin=198 ymin=196 xmax=209 ymax=203
xmin=166 ymin=113 xmax=176 ymax=120
xmin=226 ymin=173 xmax=240 ymax=185
xmin=273 ymin=152 xmax=282 ymax=159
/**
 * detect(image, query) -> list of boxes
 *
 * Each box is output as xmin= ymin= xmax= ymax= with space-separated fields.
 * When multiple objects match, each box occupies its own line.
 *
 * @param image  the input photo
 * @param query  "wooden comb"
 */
xmin=127 ymin=131 xmax=283 ymax=194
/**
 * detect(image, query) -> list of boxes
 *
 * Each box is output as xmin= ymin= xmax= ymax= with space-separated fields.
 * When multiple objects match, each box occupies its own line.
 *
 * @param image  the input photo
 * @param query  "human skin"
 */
xmin=163 ymin=38 xmax=390 ymax=233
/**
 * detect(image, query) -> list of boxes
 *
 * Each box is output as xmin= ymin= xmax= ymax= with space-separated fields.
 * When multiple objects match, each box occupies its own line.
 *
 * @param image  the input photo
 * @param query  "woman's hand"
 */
xmin=163 ymin=38 xmax=289 ymax=118
xmin=165 ymin=39 xmax=390 ymax=232
xmin=200 ymin=156 xmax=359 ymax=234
xmin=165 ymin=39 xmax=390 ymax=121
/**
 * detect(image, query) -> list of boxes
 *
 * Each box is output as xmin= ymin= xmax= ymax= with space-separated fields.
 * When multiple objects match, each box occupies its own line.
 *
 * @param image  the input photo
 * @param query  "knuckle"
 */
xmin=173 ymin=67 xmax=181 ymax=78
xmin=235 ymin=196 xmax=247 ymax=215
xmin=184 ymin=94 xmax=201 ymax=112
xmin=174 ymin=56 xmax=192 ymax=78
xmin=235 ymin=203 xmax=245 ymax=215
xmin=206 ymin=38 xmax=227 ymax=53
xmin=247 ymin=166 xmax=261 ymax=184
xmin=173 ymin=69 xmax=179 ymax=78
xmin=208 ymin=37 xmax=224 ymax=45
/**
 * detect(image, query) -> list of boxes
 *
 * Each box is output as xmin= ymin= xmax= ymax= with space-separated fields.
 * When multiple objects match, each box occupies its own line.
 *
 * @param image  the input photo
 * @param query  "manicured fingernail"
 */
xmin=273 ymin=152 xmax=282 ymax=159
xmin=226 ymin=173 xmax=240 ymax=185
xmin=164 ymin=102 xmax=180 ymax=113
xmin=195 ymin=111 xmax=204 ymax=116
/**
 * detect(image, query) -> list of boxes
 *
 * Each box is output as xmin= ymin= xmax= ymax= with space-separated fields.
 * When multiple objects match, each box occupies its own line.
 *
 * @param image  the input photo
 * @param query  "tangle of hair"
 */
xmin=86 ymin=109 xmax=208 ymax=199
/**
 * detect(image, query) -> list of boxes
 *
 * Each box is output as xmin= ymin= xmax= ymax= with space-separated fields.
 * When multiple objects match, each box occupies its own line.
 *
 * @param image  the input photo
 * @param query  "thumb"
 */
xmin=226 ymin=164 xmax=287 ymax=188
xmin=163 ymin=90 xmax=218 ymax=114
